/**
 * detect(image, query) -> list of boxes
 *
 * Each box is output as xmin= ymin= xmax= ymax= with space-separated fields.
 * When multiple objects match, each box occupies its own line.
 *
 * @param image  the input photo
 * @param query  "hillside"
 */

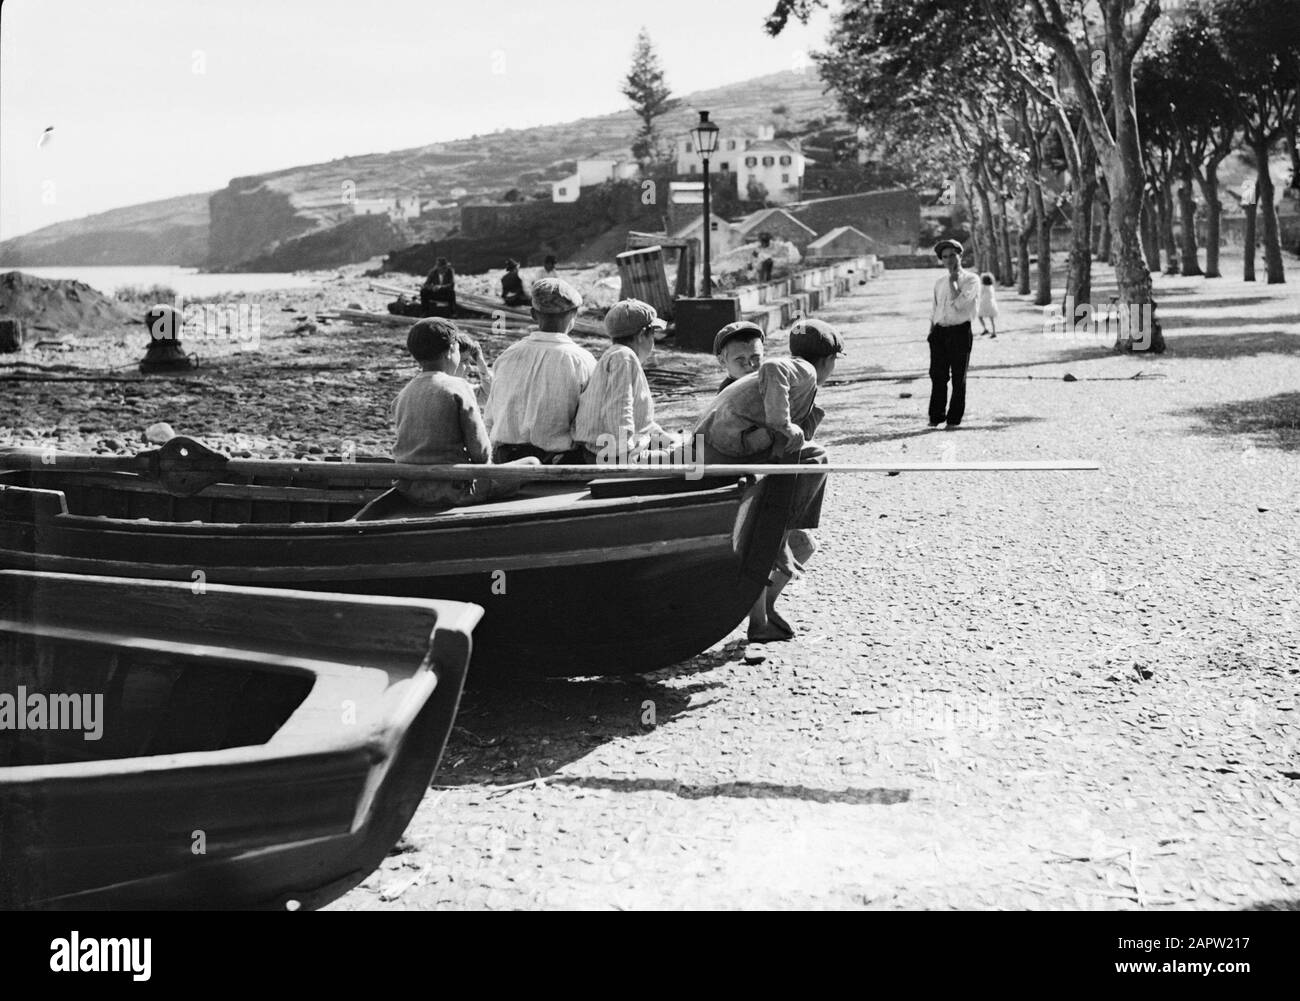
xmin=0 ymin=70 xmax=843 ymax=270
xmin=0 ymin=191 xmax=210 ymax=267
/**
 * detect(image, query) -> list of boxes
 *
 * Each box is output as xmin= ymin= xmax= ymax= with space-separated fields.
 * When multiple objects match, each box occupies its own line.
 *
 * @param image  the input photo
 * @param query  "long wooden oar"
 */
xmin=0 ymin=437 xmax=1099 ymax=498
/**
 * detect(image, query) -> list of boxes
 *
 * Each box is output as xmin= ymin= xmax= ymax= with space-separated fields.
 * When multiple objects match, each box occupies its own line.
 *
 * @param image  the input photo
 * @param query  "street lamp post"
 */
xmin=692 ymin=110 xmax=720 ymax=298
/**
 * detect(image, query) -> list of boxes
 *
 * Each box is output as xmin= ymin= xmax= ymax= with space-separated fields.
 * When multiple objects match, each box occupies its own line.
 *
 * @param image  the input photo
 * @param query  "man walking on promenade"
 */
xmin=928 ymin=239 xmax=979 ymax=428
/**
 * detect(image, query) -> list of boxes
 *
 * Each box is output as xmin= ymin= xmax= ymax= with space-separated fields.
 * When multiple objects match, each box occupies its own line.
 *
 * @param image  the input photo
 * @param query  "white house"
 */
xmin=737 ymin=139 xmax=805 ymax=205
xmin=352 ymin=197 xmax=396 ymax=217
xmin=675 ymin=124 xmax=776 ymax=176
xmin=552 ymin=158 xmax=641 ymax=202
xmin=577 ymin=159 xmax=619 ymax=186
xmin=551 ymin=173 xmax=581 ymax=203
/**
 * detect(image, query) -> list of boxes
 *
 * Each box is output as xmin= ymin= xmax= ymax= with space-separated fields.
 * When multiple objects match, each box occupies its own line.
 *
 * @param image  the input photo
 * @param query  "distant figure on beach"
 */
xmin=977 ymin=272 xmax=998 ymax=338
xmin=713 ymin=320 xmax=766 ymax=393
xmin=483 ymin=277 xmax=596 ymax=464
xmin=757 ymin=232 xmax=775 ymax=282
xmin=500 ymin=259 xmax=529 ymax=308
xmin=542 ymin=255 xmax=558 ymax=276
xmin=928 ymin=239 xmax=979 ymax=428
xmin=420 ymin=257 xmax=456 ymax=317
xmin=574 ymin=299 xmax=679 ymax=464
xmin=692 ymin=318 xmax=843 ymax=642
xmin=391 ymin=317 xmax=539 ymax=509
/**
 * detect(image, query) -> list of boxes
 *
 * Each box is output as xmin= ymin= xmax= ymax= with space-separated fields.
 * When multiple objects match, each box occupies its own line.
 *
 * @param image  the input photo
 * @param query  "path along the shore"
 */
xmin=332 ymin=255 xmax=1300 ymax=910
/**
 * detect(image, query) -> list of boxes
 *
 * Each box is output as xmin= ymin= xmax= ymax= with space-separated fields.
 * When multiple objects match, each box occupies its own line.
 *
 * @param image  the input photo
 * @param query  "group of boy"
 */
xmin=390 ymin=275 xmax=843 ymax=641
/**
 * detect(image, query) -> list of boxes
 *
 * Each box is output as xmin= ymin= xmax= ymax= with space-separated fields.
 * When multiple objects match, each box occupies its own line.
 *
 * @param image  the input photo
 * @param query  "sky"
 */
xmin=0 ymin=0 xmax=835 ymax=240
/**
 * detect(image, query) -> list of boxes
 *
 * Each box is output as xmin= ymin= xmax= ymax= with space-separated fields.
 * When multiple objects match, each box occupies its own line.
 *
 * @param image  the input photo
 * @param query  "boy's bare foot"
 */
xmin=746 ymin=622 xmax=793 ymax=643
xmin=766 ymin=607 xmax=795 ymax=635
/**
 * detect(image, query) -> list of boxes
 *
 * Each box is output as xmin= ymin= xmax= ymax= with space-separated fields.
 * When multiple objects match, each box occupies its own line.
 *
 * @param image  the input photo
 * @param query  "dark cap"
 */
xmin=934 ymin=239 xmax=963 ymax=259
xmin=713 ymin=320 xmax=766 ymax=355
xmin=407 ymin=317 xmax=460 ymax=360
xmin=530 ymin=277 xmax=583 ymax=314
xmin=788 ymin=318 xmax=845 ymax=359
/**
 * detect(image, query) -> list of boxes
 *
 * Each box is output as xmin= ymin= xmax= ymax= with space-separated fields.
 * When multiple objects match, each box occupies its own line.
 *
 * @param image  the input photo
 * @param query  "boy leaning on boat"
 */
xmin=693 ymin=318 xmax=843 ymax=643
xmin=574 ymin=298 xmax=682 ymax=465
xmin=391 ymin=317 xmax=540 ymax=508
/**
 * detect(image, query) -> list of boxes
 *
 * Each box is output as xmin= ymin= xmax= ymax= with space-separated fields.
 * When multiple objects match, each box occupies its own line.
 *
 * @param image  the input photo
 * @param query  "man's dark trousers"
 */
xmin=928 ymin=321 xmax=973 ymax=426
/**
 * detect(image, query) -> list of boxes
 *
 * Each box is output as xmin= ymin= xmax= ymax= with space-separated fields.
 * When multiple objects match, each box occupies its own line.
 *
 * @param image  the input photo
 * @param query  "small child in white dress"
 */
xmin=977 ymin=272 xmax=998 ymax=337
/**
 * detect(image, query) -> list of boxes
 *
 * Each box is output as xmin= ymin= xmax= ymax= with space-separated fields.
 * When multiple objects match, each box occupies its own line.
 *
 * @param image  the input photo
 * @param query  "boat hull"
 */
xmin=0 ymin=474 xmax=795 ymax=676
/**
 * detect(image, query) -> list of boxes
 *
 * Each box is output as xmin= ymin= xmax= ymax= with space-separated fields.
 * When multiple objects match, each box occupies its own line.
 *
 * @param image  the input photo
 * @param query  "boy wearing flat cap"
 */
xmin=484 ymin=277 xmax=597 ymax=464
xmin=693 ymin=318 xmax=844 ymax=642
xmin=714 ymin=321 xmax=766 ymax=393
xmin=574 ymin=299 xmax=680 ymax=464
xmin=392 ymin=318 xmax=539 ymax=508
xmin=929 ymin=239 xmax=979 ymax=428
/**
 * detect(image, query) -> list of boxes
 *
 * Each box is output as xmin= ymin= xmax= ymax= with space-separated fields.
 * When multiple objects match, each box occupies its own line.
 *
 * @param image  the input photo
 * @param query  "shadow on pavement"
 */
xmin=1154 ymin=327 xmax=1300 ymax=358
xmin=551 ymin=775 xmax=912 ymax=806
xmin=1183 ymin=392 xmax=1300 ymax=451
xmin=825 ymin=414 xmax=1044 ymax=446
xmin=438 ymin=672 xmax=724 ymax=786
xmin=1155 ymin=296 xmax=1288 ymax=310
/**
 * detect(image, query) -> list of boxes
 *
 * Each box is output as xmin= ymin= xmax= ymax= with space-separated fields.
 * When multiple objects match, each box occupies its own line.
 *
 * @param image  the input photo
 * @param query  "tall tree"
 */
xmin=622 ymin=29 xmax=680 ymax=166
xmin=1014 ymin=0 xmax=1166 ymax=352
xmin=781 ymin=0 xmax=1033 ymax=291
xmin=1156 ymin=4 xmax=1239 ymax=278
xmin=1213 ymin=0 xmax=1300 ymax=284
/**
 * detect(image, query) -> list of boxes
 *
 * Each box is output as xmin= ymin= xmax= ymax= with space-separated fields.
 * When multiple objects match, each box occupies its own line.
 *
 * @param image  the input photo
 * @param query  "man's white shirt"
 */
xmin=932 ymin=269 xmax=980 ymax=326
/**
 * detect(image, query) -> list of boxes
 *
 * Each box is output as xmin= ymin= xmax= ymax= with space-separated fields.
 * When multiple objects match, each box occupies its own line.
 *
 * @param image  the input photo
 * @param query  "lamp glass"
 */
xmin=692 ymin=112 xmax=720 ymax=157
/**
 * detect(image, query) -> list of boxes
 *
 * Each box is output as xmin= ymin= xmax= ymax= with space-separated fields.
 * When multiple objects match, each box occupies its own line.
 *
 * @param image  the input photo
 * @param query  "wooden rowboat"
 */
xmin=0 ymin=570 xmax=479 ymax=910
xmin=0 ymin=465 xmax=797 ymax=676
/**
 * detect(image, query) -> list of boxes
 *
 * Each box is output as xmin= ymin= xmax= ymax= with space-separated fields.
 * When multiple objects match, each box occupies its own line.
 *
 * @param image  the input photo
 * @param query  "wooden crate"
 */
xmin=616 ymin=247 xmax=674 ymax=319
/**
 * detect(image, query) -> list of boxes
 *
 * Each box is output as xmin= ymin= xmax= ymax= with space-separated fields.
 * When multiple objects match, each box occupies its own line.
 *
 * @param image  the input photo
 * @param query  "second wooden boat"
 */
xmin=0 ymin=570 xmax=479 ymax=910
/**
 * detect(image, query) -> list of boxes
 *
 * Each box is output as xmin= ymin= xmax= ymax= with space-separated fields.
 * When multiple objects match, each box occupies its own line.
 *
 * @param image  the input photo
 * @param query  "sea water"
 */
xmin=0 ymin=265 xmax=325 ymax=298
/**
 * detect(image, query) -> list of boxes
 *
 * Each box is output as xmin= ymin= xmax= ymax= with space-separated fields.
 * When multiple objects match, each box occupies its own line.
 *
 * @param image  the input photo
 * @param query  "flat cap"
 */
xmin=605 ymin=298 xmax=666 ymax=339
xmin=713 ymin=320 xmax=766 ymax=355
xmin=788 ymin=317 xmax=845 ymax=359
xmin=406 ymin=316 xmax=460 ymax=360
xmin=530 ymin=277 xmax=583 ymax=314
xmin=933 ymin=239 xmax=964 ymax=259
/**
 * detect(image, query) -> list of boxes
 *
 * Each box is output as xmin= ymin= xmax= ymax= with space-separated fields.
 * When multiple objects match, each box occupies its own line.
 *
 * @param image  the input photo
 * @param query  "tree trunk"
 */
xmin=1106 ymin=159 xmax=1163 ymax=353
xmin=998 ymin=198 xmax=1014 ymax=287
xmin=1255 ymin=143 xmax=1286 ymax=284
xmin=1017 ymin=203 xmax=1034 ymax=296
xmin=1141 ymin=192 xmax=1161 ymax=273
xmin=1065 ymin=170 xmax=1096 ymax=313
xmin=1104 ymin=19 xmax=1163 ymax=353
xmin=1244 ymin=203 xmax=1257 ymax=281
xmin=1196 ymin=160 xmax=1223 ymax=278
xmin=1176 ymin=170 xmax=1202 ymax=276
xmin=1094 ymin=176 xmax=1112 ymax=263
xmin=1159 ymin=180 xmax=1179 ymax=276
xmin=975 ymin=181 xmax=1000 ymax=282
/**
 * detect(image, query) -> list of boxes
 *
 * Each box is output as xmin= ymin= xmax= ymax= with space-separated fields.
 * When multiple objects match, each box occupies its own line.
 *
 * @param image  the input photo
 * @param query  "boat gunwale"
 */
xmin=0 ymin=574 xmax=482 ymax=785
xmin=0 ymin=474 xmax=752 ymax=536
